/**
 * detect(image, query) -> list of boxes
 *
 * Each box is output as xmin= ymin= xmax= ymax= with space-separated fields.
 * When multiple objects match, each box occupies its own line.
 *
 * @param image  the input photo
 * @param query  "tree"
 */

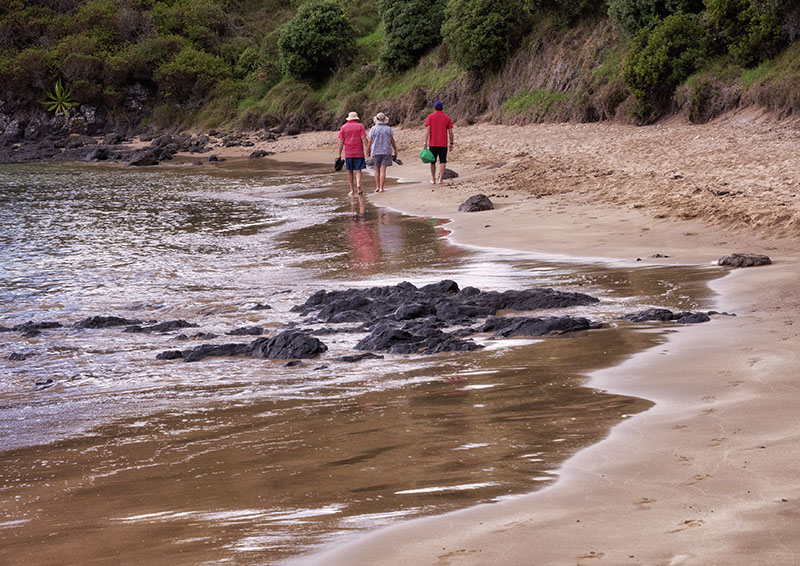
xmin=442 ymin=0 xmax=527 ymax=72
xmin=705 ymin=0 xmax=787 ymax=66
xmin=278 ymin=0 xmax=354 ymax=81
xmin=378 ymin=0 xmax=446 ymax=72
xmin=623 ymin=12 xmax=708 ymax=118
xmin=608 ymin=0 xmax=705 ymax=35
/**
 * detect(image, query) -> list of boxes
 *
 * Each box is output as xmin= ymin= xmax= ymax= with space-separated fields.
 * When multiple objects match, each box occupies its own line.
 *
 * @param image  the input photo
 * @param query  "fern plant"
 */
xmin=42 ymin=80 xmax=79 ymax=117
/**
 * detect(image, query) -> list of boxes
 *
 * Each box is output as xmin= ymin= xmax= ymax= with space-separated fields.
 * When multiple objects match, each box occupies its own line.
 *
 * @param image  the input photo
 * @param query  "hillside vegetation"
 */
xmin=1 ymin=0 xmax=799 ymax=135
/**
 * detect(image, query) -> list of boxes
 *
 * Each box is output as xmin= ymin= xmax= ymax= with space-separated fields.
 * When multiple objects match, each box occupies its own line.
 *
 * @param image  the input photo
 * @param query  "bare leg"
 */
xmin=429 ymin=162 xmax=437 ymax=184
xmin=355 ymin=170 xmax=363 ymax=194
xmin=374 ymin=165 xmax=381 ymax=192
xmin=377 ymin=166 xmax=387 ymax=192
xmin=437 ymin=163 xmax=446 ymax=184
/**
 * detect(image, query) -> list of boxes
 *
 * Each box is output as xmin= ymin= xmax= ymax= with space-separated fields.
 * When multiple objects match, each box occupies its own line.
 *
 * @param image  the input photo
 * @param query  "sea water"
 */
xmin=0 ymin=159 xmax=720 ymax=565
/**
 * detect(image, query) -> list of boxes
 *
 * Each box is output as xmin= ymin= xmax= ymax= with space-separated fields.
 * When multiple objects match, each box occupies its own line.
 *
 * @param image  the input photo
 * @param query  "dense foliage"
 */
xmin=278 ymin=0 xmax=354 ymax=81
xmin=378 ymin=0 xmax=446 ymax=72
xmin=624 ymin=12 xmax=708 ymax=116
xmin=442 ymin=0 xmax=528 ymax=71
xmin=0 ymin=0 xmax=798 ymax=131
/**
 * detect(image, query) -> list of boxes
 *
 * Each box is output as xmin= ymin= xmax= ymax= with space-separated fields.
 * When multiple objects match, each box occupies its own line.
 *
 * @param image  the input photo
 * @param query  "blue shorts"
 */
xmin=430 ymin=146 xmax=447 ymax=163
xmin=345 ymin=157 xmax=366 ymax=170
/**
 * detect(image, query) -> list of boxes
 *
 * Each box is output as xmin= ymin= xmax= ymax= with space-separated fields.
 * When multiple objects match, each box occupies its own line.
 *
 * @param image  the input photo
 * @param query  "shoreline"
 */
xmin=261 ymin=118 xmax=800 ymax=564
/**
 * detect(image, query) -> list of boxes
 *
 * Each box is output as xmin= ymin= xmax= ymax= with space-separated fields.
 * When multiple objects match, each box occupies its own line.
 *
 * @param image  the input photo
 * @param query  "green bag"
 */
xmin=420 ymin=147 xmax=435 ymax=163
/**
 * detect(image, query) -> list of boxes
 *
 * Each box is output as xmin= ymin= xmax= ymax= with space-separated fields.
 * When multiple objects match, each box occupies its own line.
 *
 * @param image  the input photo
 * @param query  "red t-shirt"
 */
xmin=425 ymin=111 xmax=453 ymax=147
xmin=338 ymin=121 xmax=367 ymax=158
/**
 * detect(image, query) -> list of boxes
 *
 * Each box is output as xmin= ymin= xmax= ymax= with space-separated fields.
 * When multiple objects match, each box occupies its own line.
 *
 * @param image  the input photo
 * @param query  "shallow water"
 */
xmin=0 ymin=160 xmax=721 ymax=565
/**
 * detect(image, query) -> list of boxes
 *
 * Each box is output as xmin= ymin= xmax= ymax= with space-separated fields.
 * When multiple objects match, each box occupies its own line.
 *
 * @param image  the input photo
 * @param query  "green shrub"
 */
xmin=378 ymin=0 xmax=446 ymax=72
xmin=705 ymin=0 xmax=787 ymax=67
xmin=277 ymin=0 xmax=354 ymax=81
xmin=442 ymin=0 xmax=527 ymax=71
xmin=153 ymin=0 xmax=229 ymax=50
xmin=75 ymin=0 xmax=120 ymax=48
xmin=608 ymin=0 xmax=705 ymax=35
xmin=623 ymin=12 xmax=708 ymax=117
xmin=154 ymin=44 xmax=230 ymax=104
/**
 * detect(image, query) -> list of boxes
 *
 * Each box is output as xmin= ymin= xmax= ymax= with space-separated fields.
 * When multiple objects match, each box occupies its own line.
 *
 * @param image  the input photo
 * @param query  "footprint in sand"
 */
xmin=688 ymin=473 xmax=711 ymax=485
xmin=710 ymin=437 xmax=728 ymax=446
xmin=634 ymin=497 xmax=656 ymax=509
xmin=436 ymin=549 xmax=481 ymax=565
xmin=577 ymin=551 xmax=606 ymax=560
xmin=666 ymin=519 xmax=705 ymax=534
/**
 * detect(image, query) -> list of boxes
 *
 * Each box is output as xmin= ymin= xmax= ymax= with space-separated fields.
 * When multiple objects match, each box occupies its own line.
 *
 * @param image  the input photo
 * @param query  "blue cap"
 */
xmin=434 ymin=101 xmax=443 ymax=110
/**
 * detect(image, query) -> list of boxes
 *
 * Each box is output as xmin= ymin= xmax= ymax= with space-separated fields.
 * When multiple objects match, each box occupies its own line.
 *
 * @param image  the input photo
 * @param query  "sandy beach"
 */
xmin=229 ymin=112 xmax=800 ymax=565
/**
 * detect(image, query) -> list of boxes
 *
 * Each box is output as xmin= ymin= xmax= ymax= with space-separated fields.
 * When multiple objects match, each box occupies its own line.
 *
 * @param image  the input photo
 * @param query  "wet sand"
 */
xmin=252 ymin=113 xmax=800 ymax=564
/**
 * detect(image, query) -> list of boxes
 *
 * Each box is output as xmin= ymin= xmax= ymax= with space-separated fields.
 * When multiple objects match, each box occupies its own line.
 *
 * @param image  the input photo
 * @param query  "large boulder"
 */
xmin=717 ymin=253 xmax=772 ymax=268
xmin=458 ymin=194 xmax=494 ymax=212
xmin=249 ymin=331 xmax=328 ymax=359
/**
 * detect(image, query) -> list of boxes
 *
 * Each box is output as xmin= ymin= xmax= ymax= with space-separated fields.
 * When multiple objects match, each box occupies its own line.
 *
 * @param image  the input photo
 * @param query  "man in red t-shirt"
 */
xmin=424 ymin=101 xmax=454 ymax=184
xmin=338 ymin=111 xmax=368 ymax=195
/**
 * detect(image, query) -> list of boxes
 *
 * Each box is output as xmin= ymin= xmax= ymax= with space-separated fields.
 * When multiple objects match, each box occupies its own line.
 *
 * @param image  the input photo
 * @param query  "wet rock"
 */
xmin=103 ymin=132 xmax=126 ymax=145
xmin=74 ymin=315 xmax=143 ymax=329
xmin=717 ymin=253 xmax=772 ymax=268
xmin=354 ymin=319 xmax=481 ymax=355
xmin=35 ymin=378 xmax=55 ymax=390
xmin=248 ymin=149 xmax=274 ymax=159
xmin=207 ymin=154 xmax=221 ymax=162
xmin=191 ymin=332 xmax=218 ymax=340
xmin=125 ymin=319 xmax=198 ymax=333
xmin=227 ymin=326 xmax=264 ymax=336
xmin=284 ymin=360 xmax=303 ymax=367
xmin=12 ymin=321 xmax=62 ymax=333
xmin=182 ymin=343 xmax=251 ymax=363
xmin=84 ymin=146 xmax=110 ymax=161
xmin=458 ymin=194 xmax=493 ymax=212
xmin=442 ymin=168 xmax=458 ymax=180
xmin=338 ymin=352 xmax=385 ymax=363
xmin=8 ymin=352 xmax=35 ymax=361
xmin=64 ymin=135 xmax=97 ymax=149
xmin=156 ymin=350 xmax=184 ymax=360
xmin=249 ymin=331 xmax=328 ymax=359
xmin=479 ymin=316 xmax=600 ymax=338
xmin=251 ymin=303 xmax=272 ymax=311
xmin=622 ymin=308 xmax=711 ymax=324
xmin=128 ymin=150 xmax=159 ymax=166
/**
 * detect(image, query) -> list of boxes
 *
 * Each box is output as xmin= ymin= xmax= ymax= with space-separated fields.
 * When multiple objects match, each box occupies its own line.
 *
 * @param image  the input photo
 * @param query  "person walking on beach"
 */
xmin=424 ymin=100 xmax=453 ymax=184
xmin=338 ymin=111 xmax=368 ymax=195
xmin=366 ymin=112 xmax=398 ymax=193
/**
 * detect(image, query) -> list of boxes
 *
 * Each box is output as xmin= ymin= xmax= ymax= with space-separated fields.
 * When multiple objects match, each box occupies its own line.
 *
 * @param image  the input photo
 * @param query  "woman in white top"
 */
xmin=366 ymin=112 xmax=398 ymax=193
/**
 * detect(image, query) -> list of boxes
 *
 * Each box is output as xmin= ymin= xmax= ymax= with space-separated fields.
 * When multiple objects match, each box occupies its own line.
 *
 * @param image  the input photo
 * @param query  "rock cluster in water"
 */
xmin=290 ymin=279 xmax=601 ymax=355
xmin=3 ymin=280 xmax=728 ymax=368
xmin=717 ymin=253 xmax=772 ymax=268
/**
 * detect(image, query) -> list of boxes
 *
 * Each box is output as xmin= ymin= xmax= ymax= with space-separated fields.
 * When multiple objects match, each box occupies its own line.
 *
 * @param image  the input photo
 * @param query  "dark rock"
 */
xmin=718 ymin=253 xmax=772 ymax=268
xmin=35 ymin=378 xmax=55 ymax=390
xmin=207 ymin=154 xmax=220 ymax=162
xmin=249 ymin=149 xmax=274 ymax=159
xmin=23 ymin=329 xmax=41 ymax=338
xmin=622 ymin=309 xmax=712 ymax=324
xmin=480 ymin=316 xmax=600 ymax=338
xmin=458 ymin=194 xmax=494 ymax=213
xmin=156 ymin=350 xmax=184 ymax=360
xmin=338 ymin=352 xmax=385 ymax=362
xmin=75 ymin=316 xmax=143 ymax=329
xmin=8 ymin=352 xmax=35 ymax=361
xmin=249 ymin=331 xmax=327 ymax=359
xmin=84 ymin=146 xmax=110 ymax=161
xmin=285 ymin=127 xmax=301 ymax=136
xmin=284 ymin=360 xmax=303 ymax=367
xmin=183 ymin=343 xmax=251 ymax=363
xmin=64 ymin=135 xmax=97 ymax=149
xmin=128 ymin=150 xmax=159 ymax=166
xmin=251 ymin=303 xmax=272 ymax=311
xmin=191 ymin=332 xmax=218 ymax=340
xmin=12 ymin=321 xmax=62 ymax=332
xmin=227 ymin=326 xmax=264 ymax=336
xmin=442 ymin=168 xmax=458 ymax=180
xmin=103 ymin=132 xmax=126 ymax=145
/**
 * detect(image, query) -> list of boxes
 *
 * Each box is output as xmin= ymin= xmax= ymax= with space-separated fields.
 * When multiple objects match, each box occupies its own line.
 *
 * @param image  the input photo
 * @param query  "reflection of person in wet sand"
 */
xmin=350 ymin=193 xmax=366 ymax=219
xmin=366 ymin=112 xmax=398 ymax=193
xmin=337 ymin=111 xmax=368 ymax=196
xmin=347 ymin=197 xmax=380 ymax=274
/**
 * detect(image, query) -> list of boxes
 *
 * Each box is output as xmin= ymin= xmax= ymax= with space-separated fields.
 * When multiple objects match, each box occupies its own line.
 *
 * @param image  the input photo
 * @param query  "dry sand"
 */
xmin=222 ymin=111 xmax=800 ymax=565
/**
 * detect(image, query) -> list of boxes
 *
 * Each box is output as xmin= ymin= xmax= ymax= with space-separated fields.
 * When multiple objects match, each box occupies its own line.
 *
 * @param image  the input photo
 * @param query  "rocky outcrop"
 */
xmin=717 ymin=253 xmax=772 ymax=268
xmin=458 ymin=194 xmax=494 ymax=212
xmin=158 ymin=330 xmax=327 ymax=362
xmin=74 ymin=316 xmax=144 ymax=329
xmin=621 ymin=308 xmax=719 ymax=324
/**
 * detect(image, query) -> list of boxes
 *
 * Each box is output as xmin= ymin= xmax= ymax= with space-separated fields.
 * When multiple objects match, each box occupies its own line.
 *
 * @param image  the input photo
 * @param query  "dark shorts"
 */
xmin=430 ymin=146 xmax=447 ymax=163
xmin=345 ymin=157 xmax=366 ymax=170
xmin=372 ymin=154 xmax=393 ymax=167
